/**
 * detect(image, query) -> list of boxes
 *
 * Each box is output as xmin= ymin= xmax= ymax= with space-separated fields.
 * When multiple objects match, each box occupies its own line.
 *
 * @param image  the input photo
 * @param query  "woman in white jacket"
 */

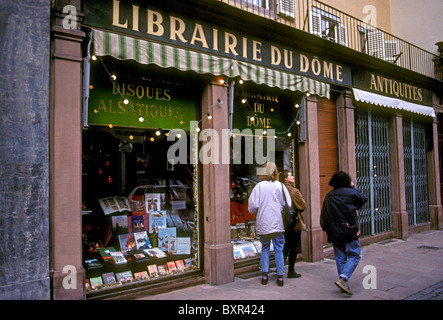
xmin=248 ymin=162 xmax=291 ymax=287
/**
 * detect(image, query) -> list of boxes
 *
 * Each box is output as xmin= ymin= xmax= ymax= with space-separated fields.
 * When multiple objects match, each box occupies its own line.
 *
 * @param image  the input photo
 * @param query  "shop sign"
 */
xmin=83 ymin=0 xmax=352 ymax=86
xmin=88 ymin=65 xmax=197 ymax=129
xmin=353 ymin=70 xmax=433 ymax=106
xmin=232 ymin=85 xmax=291 ymax=132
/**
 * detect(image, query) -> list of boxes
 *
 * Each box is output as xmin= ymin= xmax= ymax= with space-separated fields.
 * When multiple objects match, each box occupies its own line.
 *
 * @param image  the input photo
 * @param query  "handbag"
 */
xmin=280 ymin=183 xmax=298 ymax=231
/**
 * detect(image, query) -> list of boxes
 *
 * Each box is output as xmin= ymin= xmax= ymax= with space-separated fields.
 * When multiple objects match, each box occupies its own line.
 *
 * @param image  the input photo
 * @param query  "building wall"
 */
xmin=322 ymin=0 xmax=392 ymax=32
xmin=390 ymin=0 xmax=443 ymax=55
xmin=0 ymin=0 xmax=51 ymax=299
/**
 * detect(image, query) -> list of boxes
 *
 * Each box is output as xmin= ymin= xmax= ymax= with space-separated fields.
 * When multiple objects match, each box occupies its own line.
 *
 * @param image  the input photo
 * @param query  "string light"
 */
xmin=95 ymin=56 xmax=309 ymax=139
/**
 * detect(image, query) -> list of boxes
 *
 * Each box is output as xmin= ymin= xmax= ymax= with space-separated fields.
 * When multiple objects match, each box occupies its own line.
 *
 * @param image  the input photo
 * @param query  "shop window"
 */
xmin=229 ymin=81 xmax=300 ymax=264
xmin=82 ymin=59 xmax=202 ymax=295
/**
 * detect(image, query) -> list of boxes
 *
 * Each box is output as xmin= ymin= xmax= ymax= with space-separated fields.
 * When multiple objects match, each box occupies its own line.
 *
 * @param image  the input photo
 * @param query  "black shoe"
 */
xmin=261 ymin=275 xmax=269 ymax=285
xmin=277 ymin=276 xmax=284 ymax=287
xmin=287 ymin=271 xmax=302 ymax=278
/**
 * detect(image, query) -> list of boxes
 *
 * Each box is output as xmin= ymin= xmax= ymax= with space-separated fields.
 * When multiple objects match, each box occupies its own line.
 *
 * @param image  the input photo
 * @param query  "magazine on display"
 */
xmin=143 ymin=247 xmax=167 ymax=258
xmin=147 ymin=264 xmax=159 ymax=277
xmin=145 ymin=193 xmax=163 ymax=211
xmin=102 ymin=272 xmax=116 ymax=286
xmin=116 ymin=270 xmax=133 ymax=283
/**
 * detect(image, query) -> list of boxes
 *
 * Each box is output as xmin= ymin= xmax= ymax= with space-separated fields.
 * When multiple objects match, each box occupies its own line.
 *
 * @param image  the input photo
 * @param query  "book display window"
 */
xmin=230 ymin=82 xmax=299 ymax=264
xmin=82 ymin=59 xmax=202 ymax=295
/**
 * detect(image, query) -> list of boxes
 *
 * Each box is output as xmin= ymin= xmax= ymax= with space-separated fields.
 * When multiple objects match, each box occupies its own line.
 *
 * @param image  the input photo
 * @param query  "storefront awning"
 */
xmin=92 ymin=29 xmax=330 ymax=99
xmin=353 ymin=88 xmax=435 ymax=117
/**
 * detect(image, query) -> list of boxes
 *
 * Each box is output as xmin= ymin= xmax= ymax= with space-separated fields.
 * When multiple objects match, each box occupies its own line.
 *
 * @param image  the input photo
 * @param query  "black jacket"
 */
xmin=320 ymin=186 xmax=368 ymax=243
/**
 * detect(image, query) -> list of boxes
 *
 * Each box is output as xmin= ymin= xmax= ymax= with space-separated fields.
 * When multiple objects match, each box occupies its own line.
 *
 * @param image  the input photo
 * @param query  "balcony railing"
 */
xmin=217 ymin=0 xmax=442 ymax=81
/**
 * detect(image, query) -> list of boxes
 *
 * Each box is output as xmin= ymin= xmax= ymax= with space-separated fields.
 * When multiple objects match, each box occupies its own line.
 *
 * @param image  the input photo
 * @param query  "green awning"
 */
xmin=92 ymin=29 xmax=330 ymax=99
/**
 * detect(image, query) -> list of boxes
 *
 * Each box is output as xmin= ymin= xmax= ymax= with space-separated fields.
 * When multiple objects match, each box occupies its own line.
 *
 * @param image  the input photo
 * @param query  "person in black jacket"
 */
xmin=320 ymin=171 xmax=368 ymax=295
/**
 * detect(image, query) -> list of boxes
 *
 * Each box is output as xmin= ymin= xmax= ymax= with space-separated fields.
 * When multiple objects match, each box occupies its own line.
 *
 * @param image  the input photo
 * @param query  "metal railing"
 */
xmin=218 ymin=0 xmax=442 ymax=80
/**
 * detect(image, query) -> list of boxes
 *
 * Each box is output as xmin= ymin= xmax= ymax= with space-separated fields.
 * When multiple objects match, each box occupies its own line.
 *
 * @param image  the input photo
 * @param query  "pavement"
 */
xmin=115 ymin=229 xmax=443 ymax=301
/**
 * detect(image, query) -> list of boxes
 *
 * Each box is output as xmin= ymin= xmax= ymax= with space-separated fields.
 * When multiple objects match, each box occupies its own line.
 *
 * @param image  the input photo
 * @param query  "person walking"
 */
xmin=279 ymin=170 xmax=306 ymax=279
xmin=248 ymin=162 xmax=290 ymax=287
xmin=320 ymin=171 xmax=368 ymax=295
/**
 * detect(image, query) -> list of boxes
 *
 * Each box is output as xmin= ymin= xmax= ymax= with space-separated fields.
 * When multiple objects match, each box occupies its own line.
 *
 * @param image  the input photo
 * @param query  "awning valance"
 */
xmin=353 ymin=88 xmax=435 ymax=118
xmin=92 ymin=29 xmax=330 ymax=99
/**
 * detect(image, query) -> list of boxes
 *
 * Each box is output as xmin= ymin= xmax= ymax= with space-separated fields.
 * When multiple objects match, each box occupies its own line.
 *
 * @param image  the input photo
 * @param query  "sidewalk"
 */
xmin=120 ymin=230 xmax=443 ymax=300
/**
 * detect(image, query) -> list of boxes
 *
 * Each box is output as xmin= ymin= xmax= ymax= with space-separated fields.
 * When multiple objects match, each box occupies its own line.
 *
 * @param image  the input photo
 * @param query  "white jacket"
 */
xmin=248 ymin=180 xmax=291 ymax=235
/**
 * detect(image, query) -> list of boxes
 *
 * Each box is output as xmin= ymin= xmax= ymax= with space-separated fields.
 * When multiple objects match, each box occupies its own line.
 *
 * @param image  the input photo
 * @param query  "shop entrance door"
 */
xmin=403 ymin=117 xmax=430 ymax=226
xmin=355 ymin=106 xmax=392 ymax=237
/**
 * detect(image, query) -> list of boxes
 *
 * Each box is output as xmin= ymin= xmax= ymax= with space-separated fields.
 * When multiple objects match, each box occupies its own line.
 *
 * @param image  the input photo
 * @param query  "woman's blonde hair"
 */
xmin=259 ymin=162 xmax=279 ymax=181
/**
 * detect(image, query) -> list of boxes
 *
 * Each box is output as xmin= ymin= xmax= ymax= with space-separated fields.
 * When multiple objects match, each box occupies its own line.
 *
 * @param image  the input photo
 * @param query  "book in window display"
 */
xmin=118 ymin=233 xmax=136 ymax=255
xmin=98 ymin=196 xmax=131 ymax=215
xmin=134 ymin=231 xmax=150 ymax=250
xmin=147 ymin=264 xmax=159 ymax=278
xmin=116 ymin=270 xmax=134 ymax=284
xmin=102 ymin=272 xmax=117 ymax=286
xmin=175 ymin=259 xmax=185 ymax=272
xmin=143 ymin=247 xmax=167 ymax=258
xmin=166 ymin=261 xmax=177 ymax=273
xmin=145 ymin=193 xmax=163 ymax=211
xmin=111 ymin=215 xmax=129 ymax=235
xmin=148 ymin=211 xmax=167 ymax=233
xmin=89 ymin=276 xmax=104 ymax=290
xmin=158 ymin=227 xmax=176 ymax=252
xmin=84 ymin=258 xmax=102 ymax=269
xmin=175 ymin=237 xmax=191 ymax=254
xmin=97 ymin=247 xmax=116 ymax=262
xmin=131 ymin=215 xmax=146 ymax=232
xmin=110 ymin=251 xmax=127 ymax=264
xmin=157 ymin=264 xmax=168 ymax=276
xmin=134 ymin=271 xmax=149 ymax=281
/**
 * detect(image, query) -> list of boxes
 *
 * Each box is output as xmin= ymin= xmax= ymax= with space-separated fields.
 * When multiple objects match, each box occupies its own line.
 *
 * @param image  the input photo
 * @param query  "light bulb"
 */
xmin=207 ymin=114 xmax=212 ymax=120
xmin=111 ymin=74 xmax=117 ymax=81
xmin=287 ymin=132 xmax=292 ymax=137
xmin=138 ymin=116 xmax=144 ymax=122
xmin=250 ymin=116 xmax=255 ymax=121
xmin=91 ymin=55 xmax=97 ymax=61
xmin=155 ymin=130 xmax=161 ymax=136
xmin=123 ymin=99 xmax=129 ymax=104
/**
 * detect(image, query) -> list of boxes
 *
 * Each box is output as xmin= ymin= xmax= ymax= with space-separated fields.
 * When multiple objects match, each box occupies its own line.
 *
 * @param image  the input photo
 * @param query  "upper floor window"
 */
xmin=246 ymin=0 xmax=269 ymax=9
xmin=309 ymin=7 xmax=347 ymax=46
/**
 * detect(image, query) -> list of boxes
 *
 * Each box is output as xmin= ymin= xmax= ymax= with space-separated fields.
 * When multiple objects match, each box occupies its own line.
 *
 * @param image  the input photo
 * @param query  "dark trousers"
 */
xmin=283 ymin=230 xmax=301 ymax=271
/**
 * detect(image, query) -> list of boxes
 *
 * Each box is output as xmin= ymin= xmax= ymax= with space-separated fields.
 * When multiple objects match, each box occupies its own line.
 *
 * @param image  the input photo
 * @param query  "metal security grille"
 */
xmin=355 ymin=107 xmax=392 ymax=237
xmin=403 ymin=118 xmax=429 ymax=226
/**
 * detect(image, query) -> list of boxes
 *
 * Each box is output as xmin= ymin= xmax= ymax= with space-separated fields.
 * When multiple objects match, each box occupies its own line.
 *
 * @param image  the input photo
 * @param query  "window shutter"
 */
xmin=384 ymin=40 xmax=399 ymax=64
xmin=367 ymin=30 xmax=385 ymax=59
xmin=338 ymin=24 xmax=348 ymax=46
xmin=308 ymin=11 xmax=322 ymax=36
xmin=278 ymin=0 xmax=295 ymax=18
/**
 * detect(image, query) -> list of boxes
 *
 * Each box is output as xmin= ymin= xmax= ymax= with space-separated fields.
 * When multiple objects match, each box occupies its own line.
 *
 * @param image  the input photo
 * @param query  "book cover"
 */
xmin=147 ymin=264 xmax=158 ymax=277
xmin=102 ymin=272 xmax=116 ymax=286
xmin=115 ymin=270 xmax=133 ymax=283
xmin=175 ymin=259 xmax=185 ymax=271
xmin=131 ymin=215 xmax=146 ymax=232
xmin=110 ymin=251 xmax=127 ymax=264
xmin=111 ymin=215 xmax=129 ymax=235
xmin=118 ymin=233 xmax=136 ymax=254
xmin=143 ymin=247 xmax=167 ymax=258
xmin=175 ymin=237 xmax=191 ymax=254
xmin=241 ymin=244 xmax=257 ymax=258
xmin=134 ymin=271 xmax=149 ymax=280
xmin=84 ymin=258 xmax=102 ymax=269
xmin=157 ymin=264 xmax=168 ymax=276
xmin=134 ymin=231 xmax=149 ymax=250
xmin=158 ymin=227 xmax=176 ymax=252
xmin=166 ymin=261 xmax=177 ymax=273
xmin=145 ymin=193 xmax=162 ymax=211
xmin=148 ymin=211 xmax=167 ymax=233
xmin=89 ymin=276 xmax=103 ymax=290
xmin=184 ymin=258 xmax=195 ymax=269
xmin=97 ymin=247 xmax=116 ymax=262
xmin=98 ymin=197 xmax=131 ymax=215
xmin=129 ymin=199 xmax=146 ymax=216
